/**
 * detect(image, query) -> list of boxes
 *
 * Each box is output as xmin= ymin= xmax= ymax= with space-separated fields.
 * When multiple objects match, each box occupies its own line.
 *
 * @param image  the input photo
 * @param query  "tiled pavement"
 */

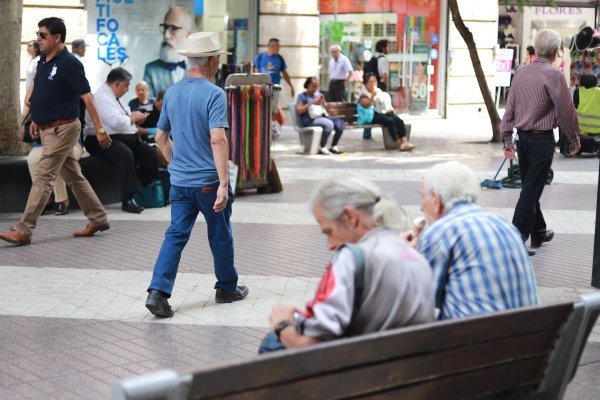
xmin=1 ymin=117 xmax=599 ymax=399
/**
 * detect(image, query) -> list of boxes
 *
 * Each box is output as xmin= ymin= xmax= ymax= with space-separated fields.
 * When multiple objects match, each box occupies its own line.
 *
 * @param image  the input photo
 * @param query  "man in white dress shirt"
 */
xmin=327 ymin=44 xmax=353 ymax=102
xmin=83 ymin=68 xmax=158 ymax=213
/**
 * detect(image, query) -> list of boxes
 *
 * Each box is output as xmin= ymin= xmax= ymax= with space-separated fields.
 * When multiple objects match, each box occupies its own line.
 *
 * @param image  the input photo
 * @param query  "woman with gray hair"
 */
xmin=260 ymin=175 xmax=434 ymax=353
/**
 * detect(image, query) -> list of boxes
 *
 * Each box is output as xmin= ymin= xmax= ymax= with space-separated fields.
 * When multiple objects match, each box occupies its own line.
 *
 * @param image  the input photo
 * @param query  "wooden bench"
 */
xmin=110 ymin=293 xmax=600 ymax=400
xmin=288 ymin=102 xmax=411 ymax=154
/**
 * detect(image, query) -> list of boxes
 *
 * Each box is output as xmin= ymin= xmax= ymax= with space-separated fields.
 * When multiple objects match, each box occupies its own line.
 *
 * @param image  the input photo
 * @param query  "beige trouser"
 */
xmin=27 ymin=142 xmax=84 ymax=203
xmin=16 ymin=120 xmax=108 ymax=236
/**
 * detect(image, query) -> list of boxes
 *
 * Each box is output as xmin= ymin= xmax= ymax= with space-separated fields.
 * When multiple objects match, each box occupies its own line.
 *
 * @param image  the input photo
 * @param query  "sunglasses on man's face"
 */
xmin=160 ymin=24 xmax=183 ymax=35
xmin=36 ymin=31 xmax=49 ymax=40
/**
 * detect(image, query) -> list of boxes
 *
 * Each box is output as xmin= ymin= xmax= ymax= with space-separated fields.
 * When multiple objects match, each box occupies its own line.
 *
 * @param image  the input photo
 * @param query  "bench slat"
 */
xmin=358 ymin=356 xmax=546 ymax=400
xmin=194 ymin=330 xmax=553 ymax=400
xmin=187 ymin=304 xmax=572 ymax=399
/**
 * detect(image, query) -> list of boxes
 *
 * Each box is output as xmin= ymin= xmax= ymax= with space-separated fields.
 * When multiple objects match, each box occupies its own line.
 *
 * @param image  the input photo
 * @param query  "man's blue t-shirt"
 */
xmin=253 ymin=52 xmax=287 ymax=84
xmin=157 ymin=78 xmax=228 ymax=188
xmin=30 ymin=47 xmax=90 ymax=125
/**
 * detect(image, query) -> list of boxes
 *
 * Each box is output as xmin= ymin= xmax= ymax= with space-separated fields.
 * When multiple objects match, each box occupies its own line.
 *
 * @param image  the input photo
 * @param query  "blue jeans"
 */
xmin=258 ymin=332 xmax=287 ymax=354
xmin=148 ymin=184 xmax=238 ymax=297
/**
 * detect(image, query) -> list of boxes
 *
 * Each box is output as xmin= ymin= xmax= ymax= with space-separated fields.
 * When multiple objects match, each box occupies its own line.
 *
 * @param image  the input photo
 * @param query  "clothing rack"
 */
xmin=224 ymin=73 xmax=282 ymax=193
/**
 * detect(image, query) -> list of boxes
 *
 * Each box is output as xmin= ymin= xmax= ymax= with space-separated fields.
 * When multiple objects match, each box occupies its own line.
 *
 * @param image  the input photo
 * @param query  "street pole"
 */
xmin=593 ymin=155 xmax=600 ymax=288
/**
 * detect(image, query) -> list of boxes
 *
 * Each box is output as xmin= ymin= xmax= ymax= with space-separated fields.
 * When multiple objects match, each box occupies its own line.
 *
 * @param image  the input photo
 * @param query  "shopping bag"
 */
xmin=133 ymin=179 xmax=165 ymax=208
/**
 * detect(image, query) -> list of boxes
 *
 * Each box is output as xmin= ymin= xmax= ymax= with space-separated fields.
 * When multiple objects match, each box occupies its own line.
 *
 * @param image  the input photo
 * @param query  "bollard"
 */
xmin=593 ymin=155 xmax=600 ymax=288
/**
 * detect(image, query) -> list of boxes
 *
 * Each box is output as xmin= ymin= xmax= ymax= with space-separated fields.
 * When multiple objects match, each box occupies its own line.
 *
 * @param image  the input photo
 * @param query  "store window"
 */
xmin=85 ymin=0 xmax=254 ymax=100
xmin=319 ymin=0 xmax=442 ymax=115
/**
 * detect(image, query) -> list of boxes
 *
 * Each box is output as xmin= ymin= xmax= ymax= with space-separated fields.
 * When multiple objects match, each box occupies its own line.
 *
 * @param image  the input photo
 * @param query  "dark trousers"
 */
xmin=512 ymin=131 xmax=554 ymax=242
xmin=84 ymin=133 xmax=158 ymax=202
xmin=372 ymin=112 xmax=406 ymax=141
xmin=328 ymin=80 xmax=346 ymax=102
xmin=148 ymin=185 xmax=238 ymax=296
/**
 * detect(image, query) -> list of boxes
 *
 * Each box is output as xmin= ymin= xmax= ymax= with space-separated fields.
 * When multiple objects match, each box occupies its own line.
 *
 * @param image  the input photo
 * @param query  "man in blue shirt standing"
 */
xmin=253 ymin=38 xmax=295 ymax=134
xmin=146 ymin=32 xmax=248 ymax=318
xmin=0 ymin=17 xmax=109 ymax=246
xmin=405 ymin=161 xmax=539 ymax=320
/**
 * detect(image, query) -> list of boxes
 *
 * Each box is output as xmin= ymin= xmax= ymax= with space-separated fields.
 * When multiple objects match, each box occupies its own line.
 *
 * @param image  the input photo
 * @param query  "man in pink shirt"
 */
xmin=500 ymin=29 xmax=581 ymax=254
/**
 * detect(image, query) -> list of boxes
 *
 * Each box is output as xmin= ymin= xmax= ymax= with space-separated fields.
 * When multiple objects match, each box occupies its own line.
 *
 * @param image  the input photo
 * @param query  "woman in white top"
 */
xmin=25 ymin=41 xmax=40 ymax=91
xmin=358 ymin=73 xmax=415 ymax=151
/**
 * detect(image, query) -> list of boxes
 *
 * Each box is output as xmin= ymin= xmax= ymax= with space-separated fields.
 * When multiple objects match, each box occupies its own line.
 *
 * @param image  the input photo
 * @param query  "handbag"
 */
xmin=133 ymin=179 xmax=165 ymax=208
xmin=308 ymin=104 xmax=328 ymax=119
xmin=22 ymin=113 xmax=34 ymax=143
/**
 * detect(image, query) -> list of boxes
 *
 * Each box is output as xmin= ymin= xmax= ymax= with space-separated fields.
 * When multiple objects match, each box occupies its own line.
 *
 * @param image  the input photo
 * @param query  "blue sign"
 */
xmin=429 ymin=48 xmax=439 ymax=60
xmin=95 ymin=0 xmax=133 ymax=64
xmin=431 ymin=33 xmax=439 ymax=45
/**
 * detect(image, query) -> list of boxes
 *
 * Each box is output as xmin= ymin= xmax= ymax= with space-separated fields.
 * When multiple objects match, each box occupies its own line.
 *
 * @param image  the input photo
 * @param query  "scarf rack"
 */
xmin=224 ymin=73 xmax=282 ymax=193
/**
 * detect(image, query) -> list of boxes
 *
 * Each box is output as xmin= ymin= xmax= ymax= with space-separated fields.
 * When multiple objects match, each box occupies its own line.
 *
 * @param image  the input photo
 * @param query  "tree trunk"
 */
xmin=448 ymin=0 xmax=502 ymax=143
xmin=0 ymin=0 xmax=23 ymax=154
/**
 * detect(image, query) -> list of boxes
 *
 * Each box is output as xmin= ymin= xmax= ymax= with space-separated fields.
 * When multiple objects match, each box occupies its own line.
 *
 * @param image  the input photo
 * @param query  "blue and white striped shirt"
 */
xmin=417 ymin=202 xmax=540 ymax=320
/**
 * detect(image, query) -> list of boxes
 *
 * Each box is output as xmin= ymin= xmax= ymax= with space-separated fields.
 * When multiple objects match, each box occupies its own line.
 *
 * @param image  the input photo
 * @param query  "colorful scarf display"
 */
xmin=225 ymin=84 xmax=275 ymax=188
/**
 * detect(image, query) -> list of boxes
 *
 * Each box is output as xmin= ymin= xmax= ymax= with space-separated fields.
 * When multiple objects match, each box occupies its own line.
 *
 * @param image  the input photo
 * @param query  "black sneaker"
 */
xmin=122 ymin=198 xmax=144 ymax=214
xmin=329 ymin=146 xmax=343 ymax=155
xmin=215 ymin=286 xmax=249 ymax=303
xmin=530 ymin=230 xmax=554 ymax=248
xmin=145 ymin=289 xmax=174 ymax=318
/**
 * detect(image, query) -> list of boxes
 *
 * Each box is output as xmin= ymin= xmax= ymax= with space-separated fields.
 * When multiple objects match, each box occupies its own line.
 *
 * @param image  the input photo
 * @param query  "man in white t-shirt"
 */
xmin=327 ymin=44 xmax=353 ymax=102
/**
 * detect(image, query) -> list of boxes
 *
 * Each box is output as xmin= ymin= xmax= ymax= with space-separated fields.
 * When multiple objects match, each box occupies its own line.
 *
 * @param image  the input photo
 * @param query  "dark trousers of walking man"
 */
xmin=511 ymin=130 xmax=555 ymax=242
xmin=328 ymin=80 xmax=346 ymax=102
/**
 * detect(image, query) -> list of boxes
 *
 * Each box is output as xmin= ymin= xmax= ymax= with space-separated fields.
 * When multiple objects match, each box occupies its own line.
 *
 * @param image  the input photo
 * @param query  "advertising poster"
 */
xmin=495 ymin=48 xmax=514 ymax=87
xmin=85 ymin=0 xmax=195 ymax=101
xmin=410 ymin=43 xmax=429 ymax=114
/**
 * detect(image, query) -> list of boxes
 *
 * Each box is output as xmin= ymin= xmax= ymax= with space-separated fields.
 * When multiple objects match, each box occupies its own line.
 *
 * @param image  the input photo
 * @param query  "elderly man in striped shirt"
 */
xmin=411 ymin=161 xmax=540 ymax=320
xmin=500 ymin=29 xmax=581 ymax=254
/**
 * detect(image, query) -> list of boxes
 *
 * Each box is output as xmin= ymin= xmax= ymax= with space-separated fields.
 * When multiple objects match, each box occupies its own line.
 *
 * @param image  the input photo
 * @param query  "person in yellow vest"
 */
xmin=574 ymin=74 xmax=600 ymax=136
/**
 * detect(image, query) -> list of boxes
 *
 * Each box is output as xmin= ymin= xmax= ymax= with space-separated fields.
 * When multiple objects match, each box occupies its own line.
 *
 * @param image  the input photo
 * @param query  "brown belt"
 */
xmin=202 ymin=186 xmax=217 ymax=193
xmin=38 ymin=118 xmax=77 ymax=131
xmin=518 ymin=129 xmax=553 ymax=134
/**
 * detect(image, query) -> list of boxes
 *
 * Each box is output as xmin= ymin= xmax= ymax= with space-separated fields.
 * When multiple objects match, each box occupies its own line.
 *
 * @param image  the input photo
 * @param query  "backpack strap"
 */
xmin=342 ymin=243 xmax=366 ymax=336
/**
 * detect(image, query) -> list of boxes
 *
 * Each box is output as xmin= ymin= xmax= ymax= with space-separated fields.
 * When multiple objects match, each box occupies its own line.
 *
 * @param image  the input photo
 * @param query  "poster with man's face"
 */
xmin=85 ymin=0 xmax=195 ymax=101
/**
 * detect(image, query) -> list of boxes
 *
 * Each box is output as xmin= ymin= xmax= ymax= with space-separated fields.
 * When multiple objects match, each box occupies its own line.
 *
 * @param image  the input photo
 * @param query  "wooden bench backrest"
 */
xmin=325 ymin=102 xmax=358 ymax=125
xmin=186 ymin=303 xmax=575 ymax=400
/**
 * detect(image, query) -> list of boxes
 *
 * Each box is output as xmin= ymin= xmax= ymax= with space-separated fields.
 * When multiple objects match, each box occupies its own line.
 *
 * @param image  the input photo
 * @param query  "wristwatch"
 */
xmin=274 ymin=320 xmax=294 ymax=339
xmin=97 ymin=127 xmax=107 ymax=134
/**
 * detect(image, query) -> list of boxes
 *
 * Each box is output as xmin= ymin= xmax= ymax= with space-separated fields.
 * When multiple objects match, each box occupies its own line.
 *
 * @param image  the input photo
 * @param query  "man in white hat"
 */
xmin=145 ymin=32 xmax=248 ymax=318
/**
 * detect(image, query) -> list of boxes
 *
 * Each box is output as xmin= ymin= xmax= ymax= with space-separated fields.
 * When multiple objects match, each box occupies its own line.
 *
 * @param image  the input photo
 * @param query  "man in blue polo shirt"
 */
xmin=0 ymin=17 xmax=110 ymax=246
xmin=145 ymin=32 xmax=249 ymax=318
xmin=253 ymin=38 xmax=295 ymax=134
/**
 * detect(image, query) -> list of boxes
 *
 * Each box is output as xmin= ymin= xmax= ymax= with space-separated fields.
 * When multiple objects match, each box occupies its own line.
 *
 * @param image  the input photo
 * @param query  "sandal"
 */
xmin=55 ymin=201 xmax=69 ymax=216
xmin=399 ymin=143 xmax=416 ymax=152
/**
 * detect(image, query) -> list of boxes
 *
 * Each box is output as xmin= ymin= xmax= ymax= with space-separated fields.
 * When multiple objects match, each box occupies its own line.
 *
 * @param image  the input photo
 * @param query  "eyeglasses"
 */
xmin=159 ymin=24 xmax=183 ymax=35
xmin=36 ymin=31 xmax=48 ymax=40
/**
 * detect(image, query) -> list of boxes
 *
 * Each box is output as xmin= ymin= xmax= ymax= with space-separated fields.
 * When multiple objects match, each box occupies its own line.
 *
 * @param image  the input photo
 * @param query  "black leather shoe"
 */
xmin=146 ymin=290 xmax=174 ymax=318
xmin=122 ymin=199 xmax=144 ymax=214
xmin=215 ymin=286 xmax=249 ymax=304
xmin=530 ymin=230 xmax=554 ymax=248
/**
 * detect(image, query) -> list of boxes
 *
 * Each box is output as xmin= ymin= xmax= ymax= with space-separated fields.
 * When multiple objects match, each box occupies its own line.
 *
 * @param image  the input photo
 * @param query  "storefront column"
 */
xmin=446 ymin=0 xmax=498 ymax=118
xmin=258 ymin=0 xmax=320 ymax=108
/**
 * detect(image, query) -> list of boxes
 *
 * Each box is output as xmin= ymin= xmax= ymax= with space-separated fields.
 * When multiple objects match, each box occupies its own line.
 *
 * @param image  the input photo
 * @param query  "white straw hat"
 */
xmin=177 ymin=32 xmax=232 ymax=57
